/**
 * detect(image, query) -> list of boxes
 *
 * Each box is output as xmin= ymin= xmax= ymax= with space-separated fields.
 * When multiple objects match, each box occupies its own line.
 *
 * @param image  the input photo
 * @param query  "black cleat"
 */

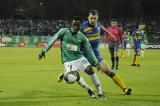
xmin=87 ymin=89 xmax=96 ymax=98
xmin=111 ymin=65 xmax=115 ymax=69
xmin=98 ymin=94 xmax=107 ymax=100
xmin=116 ymin=65 xmax=119 ymax=70
xmin=57 ymin=73 xmax=64 ymax=83
xmin=137 ymin=64 xmax=141 ymax=67
xmin=124 ymin=87 xmax=132 ymax=95
xmin=131 ymin=64 xmax=136 ymax=66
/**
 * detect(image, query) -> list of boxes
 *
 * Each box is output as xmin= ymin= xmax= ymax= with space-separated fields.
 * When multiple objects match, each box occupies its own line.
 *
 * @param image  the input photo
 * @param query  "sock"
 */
xmin=91 ymin=73 xmax=102 ymax=94
xmin=112 ymin=74 xmax=127 ymax=90
xmin=127 ymin=49 xmax=130 ymax=57
xmin=136 ymin=55 xmax=140 ymax=64
xmin=122 ymin=50 xmax=126 ymax=57
xmin=141 ymin=50 xmax=144 ymax=58
xmin=111 ymin=57 xmax=115 ymax=67
xmin=77 ymin=77 xmax=92 ymax=90
xmin=133 ymin=54 xmax=136 ymax=64
xmin=115 ymin=56 xmax=119 ymax=67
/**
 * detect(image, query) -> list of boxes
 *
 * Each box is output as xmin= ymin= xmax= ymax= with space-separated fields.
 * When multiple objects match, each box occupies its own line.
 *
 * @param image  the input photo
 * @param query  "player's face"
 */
xmin=88 ymin=14 xmax=98 ymax=26
xmin=72 ymin=20 xmax=81 ymax=32
xmin=139 ymin=25 xmax=144 ymax=30
xmin=111 ymin=21 xmax=117 ymax=26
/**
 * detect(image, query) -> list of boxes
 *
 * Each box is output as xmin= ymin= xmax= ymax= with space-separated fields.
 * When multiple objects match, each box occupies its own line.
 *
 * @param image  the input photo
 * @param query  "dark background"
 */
xmin=0 ymin=0 xmax=160 ymax=20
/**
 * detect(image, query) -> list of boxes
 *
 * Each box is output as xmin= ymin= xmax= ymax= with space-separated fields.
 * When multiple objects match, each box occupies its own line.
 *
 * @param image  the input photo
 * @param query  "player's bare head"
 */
xmin=139 ymin=22 xmax=145 ymax=30
xmin=72 ymin=16 xmax=82 ymax=32
xmin=88 ymin=10 xmax=98 ymax=26
xmin=111 ymin=19 xmax=117 ymax=26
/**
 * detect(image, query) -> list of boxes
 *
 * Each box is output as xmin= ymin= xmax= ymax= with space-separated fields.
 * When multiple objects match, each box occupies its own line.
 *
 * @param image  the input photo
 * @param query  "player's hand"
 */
xmin=112 ymin=35 xmax=117 ymax=41
xmin=38 ymin=51 xmax=45 ymax=60
xmin=108 ymin=32 xmax=116 ymax=41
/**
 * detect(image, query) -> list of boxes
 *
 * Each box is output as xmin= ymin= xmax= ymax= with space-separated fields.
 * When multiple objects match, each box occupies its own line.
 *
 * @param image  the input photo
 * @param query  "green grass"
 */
xmin=0 ymin=47 xmax=160 ymax=106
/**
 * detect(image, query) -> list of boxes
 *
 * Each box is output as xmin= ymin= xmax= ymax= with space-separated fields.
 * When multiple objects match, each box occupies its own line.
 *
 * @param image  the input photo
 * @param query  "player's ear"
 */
xmin=97 ymin=16 xmax=99 ymax=20
xmin=88 ymin=16 xmax=90 ymax=20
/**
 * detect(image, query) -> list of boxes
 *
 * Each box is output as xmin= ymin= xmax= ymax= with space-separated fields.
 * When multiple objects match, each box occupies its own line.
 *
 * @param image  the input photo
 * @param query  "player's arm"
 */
xmin=119 ymin=27 xmax=124 ymax=46
xmin=82 ymin=34 xmax=98 ymax=66
xmin=100 ymin=24 xmax=116 ymax=40
xmin=38 ymin=29 xmax=64 ymax=59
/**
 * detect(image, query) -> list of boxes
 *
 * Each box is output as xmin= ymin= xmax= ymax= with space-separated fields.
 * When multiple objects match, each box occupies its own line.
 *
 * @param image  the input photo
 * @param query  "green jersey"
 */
xmin=126 ymin=34 xmax=132 ymax=44
xmin=41 ymin=28 xmax=98 ymax=65
xmin=141 ymin=34 xmax=148 ymax=44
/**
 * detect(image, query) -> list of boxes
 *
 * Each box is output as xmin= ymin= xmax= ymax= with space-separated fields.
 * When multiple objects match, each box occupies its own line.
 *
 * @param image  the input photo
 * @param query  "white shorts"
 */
xmin=63 ymin=56 xmax=91 ymax=74
xmin=141 ymin=44 xmax=146 ymax=49
xmin=126 ymin=44 xmax=131 ymax=49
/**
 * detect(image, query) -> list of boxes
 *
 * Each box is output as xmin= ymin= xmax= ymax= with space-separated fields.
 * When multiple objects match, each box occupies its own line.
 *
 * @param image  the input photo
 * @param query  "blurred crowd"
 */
xmin=0 ymin=20 xmax=70 ymax=36
xmin=0 ymin=18 xmax=160 ymax=44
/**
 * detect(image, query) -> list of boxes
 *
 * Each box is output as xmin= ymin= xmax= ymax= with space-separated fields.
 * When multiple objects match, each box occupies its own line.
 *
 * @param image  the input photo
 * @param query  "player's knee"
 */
xmin=137 ymin=50 xmax=140 ymax=55
xmin=99 ymin=60 xmax=111 ymax=74
xmin=85 ymin=66 xmax=94 ymax=75
xmin=108 ymin=71 xmax=116 ymax=78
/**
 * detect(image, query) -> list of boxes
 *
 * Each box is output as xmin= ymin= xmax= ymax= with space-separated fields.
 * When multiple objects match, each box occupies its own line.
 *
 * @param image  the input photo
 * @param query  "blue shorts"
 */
xmin=133 ymin=40 xmax=141 ymax=54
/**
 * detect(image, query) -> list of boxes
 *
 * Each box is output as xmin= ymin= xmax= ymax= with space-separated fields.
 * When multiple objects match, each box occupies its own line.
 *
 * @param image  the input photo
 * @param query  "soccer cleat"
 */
xmin=116 ymin=66 xmax=119 ymax=70
xmin=116 ymin=64 xmax=119 ymax=70
xmin=98 ymin=94 xmax=107 ymax=100
xmin=58 ymin=73 xmax=64 ymax=83
xmin=124 ymin=87 xmax=132 ymax=95
xmin=87 ymin=89 xmax=96 ymax=98
xmin=131 ymin=64 xmax=136 ymax=66
xmin=111 ymin=65 xmax=115 ymax=69
xmin=137 ymin=64 xmax=141 ymax=67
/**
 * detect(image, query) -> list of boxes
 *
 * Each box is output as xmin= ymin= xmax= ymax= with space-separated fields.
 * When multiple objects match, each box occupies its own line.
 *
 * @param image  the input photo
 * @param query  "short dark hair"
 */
xmin=89 ymin=10 xmax=98 ymax=15
xmin=73 ymin=16 xmax=82 ymax=22
xmin=111 ymin=19 xmax=117 ymax=23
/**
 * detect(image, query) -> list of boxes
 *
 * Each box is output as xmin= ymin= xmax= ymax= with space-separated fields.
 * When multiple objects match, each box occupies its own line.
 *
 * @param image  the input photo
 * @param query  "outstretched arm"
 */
xmin=38 ymin=34 xmax=59 ymax=60
xmin=82 ymin=35 xmax=98 ymax=66
xmin=100 ymin=25 xmax=116 ymax=40
xmin=38 ymin=28 xmax=65 ymax=59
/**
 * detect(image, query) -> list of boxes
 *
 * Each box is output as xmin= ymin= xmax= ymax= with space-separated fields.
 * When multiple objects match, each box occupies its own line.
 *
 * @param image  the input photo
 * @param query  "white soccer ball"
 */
xmin=64 ymin=71 xmax=78 ymax=84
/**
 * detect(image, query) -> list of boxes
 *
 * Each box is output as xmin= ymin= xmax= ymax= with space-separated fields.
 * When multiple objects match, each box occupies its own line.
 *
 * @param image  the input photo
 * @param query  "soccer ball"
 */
xmin=64 ymin=71 xmax=79 ymax=84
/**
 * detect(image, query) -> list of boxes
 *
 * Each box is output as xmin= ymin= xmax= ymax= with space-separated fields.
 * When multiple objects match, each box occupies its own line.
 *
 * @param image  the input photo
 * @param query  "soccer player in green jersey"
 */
xmin=121 ymin=31 xmax=132 ymax=57
xmin=38 ymin=16 xmax=106 ymax=99
xmin=141 ymin=29 xmax=148 ymax=59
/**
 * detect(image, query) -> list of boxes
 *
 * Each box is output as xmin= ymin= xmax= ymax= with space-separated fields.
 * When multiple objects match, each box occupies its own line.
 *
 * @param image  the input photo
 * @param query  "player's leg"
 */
xmin=141 ymin=44 xmax=145 ymax=59
xmin=135 ymin=48 xmax=141 ymax=67
xmin=122 ymin=42 xmax=127 ymax=58
xmin=79 ymin=57 xmax=106 ymax=99
xmin=132 ymin=42 xmax=141 ymax=67
xmin=114 ymin=42 xmax=120 ymax=69
xmin=91 ymin=48 xmax=131 ymax=95
xmin=64 ymin=60 xmax=95 ymax=98
xmin=109 ymin=45 xmax=115 ymax=69
xmin=77 ymin=76 xmax=95 ymax=98
xmin=126 ymin=49 xmax=130 ymax=57
xmin=141 ymin=49 xmax=144 ymax=59
xmin=85 ymin=65 xmax=106 ymax=99
xmin=126 ymin=44 xmax=131 ymax=57
xmin=99 ymin=60 xmax=132 ymax=95
xmin=132 ymin=42 xmax=137 ymax=66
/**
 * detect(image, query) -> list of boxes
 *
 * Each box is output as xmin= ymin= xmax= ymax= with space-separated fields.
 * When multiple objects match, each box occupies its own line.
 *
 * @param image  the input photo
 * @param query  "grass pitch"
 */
xmin=0 ymin=47 xmax=160 ymax=106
